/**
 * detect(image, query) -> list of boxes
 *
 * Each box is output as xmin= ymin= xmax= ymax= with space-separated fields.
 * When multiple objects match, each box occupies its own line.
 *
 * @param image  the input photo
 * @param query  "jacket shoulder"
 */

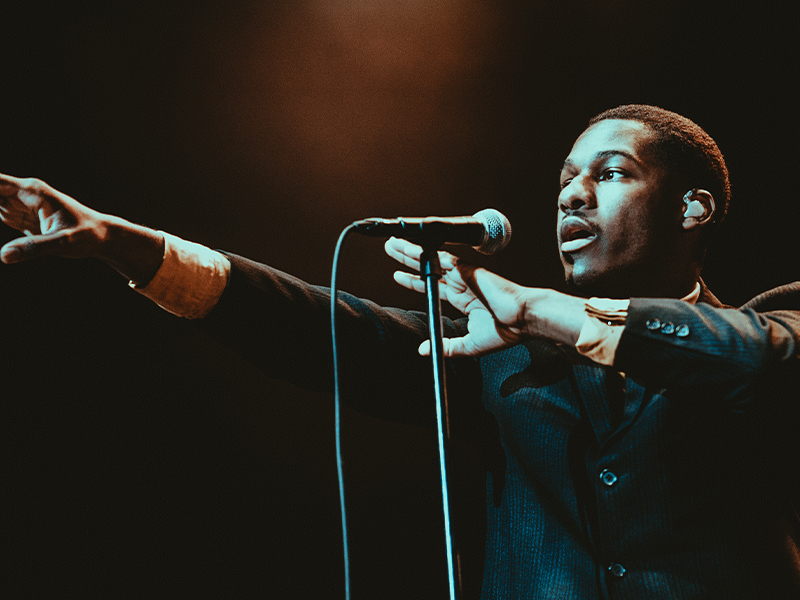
xmin=740 ymin=282 xmax=800 ymax=312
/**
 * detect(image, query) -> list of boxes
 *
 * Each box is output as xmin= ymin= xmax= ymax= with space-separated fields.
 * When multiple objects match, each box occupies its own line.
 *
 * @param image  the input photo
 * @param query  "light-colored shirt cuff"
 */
xmin=575 ymin=298 xmax=630 ymax=365
xmin=129 ymin=231 xmax=231 ymax=319
xmin=575 ymin=283 xmax=701 ymax=366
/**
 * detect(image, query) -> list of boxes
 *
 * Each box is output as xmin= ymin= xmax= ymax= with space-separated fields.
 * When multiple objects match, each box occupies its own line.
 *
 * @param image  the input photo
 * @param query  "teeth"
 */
xmin=561 ymin=236 xmax=596 ymax=252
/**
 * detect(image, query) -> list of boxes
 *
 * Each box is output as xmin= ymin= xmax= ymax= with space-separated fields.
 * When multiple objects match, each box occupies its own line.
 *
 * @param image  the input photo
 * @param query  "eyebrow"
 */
xmin=561 ymin=149 xmax=641 ymax=171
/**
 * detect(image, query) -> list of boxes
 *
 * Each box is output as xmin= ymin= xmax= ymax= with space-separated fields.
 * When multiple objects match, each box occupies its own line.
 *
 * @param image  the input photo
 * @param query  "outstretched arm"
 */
xmin=384 ymin=236 xmax=587 ymax=356
xmin=0 ymin=173 xmax=164 ymax=285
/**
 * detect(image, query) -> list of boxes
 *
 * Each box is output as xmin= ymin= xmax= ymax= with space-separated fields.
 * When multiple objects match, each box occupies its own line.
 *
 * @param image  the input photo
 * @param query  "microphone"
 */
xmin=352 ymin=208 xmax=512 ymax=255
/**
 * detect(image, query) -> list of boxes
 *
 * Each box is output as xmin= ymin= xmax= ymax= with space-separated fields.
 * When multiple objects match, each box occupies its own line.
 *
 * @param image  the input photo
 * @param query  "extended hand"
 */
xmin=385 ymin=237 xmax=587 ymax=356
xmin=0 ymin=173 xmax=164 ymax=284
xmin=385 ymin=237 xmax=535 ymax=357
xmin=0 ymin=174 xmax=109 ymax=263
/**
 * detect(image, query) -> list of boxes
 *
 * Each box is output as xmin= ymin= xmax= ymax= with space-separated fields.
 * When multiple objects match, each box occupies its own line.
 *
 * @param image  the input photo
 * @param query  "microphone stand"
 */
xmin=419 ymin=245 xmax=460 ymax=600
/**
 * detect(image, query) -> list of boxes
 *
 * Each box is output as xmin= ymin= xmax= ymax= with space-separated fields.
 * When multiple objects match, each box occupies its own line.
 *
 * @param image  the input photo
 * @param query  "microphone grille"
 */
xmin=473 ymin=209 xmax=512 ymax=255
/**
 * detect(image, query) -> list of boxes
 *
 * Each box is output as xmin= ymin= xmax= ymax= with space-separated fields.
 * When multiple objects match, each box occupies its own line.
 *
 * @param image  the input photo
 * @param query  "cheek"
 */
xmin=599 ymin=202 xmax=656 ymax=252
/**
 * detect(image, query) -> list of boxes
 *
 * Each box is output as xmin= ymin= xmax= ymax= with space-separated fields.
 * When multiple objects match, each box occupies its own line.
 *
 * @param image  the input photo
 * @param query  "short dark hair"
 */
xmin=588 ymin=105 xmax=731 ymax=231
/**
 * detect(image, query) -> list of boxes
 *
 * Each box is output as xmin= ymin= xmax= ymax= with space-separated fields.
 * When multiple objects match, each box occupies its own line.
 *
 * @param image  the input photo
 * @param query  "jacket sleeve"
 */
xmin=614 ymin=296 xmax=800 ymax=408
xmin=194 ymin=253 xmax=479 ymax=427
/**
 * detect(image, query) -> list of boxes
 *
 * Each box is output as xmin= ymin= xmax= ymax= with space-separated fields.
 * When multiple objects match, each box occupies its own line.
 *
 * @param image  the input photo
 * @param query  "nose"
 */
xmin=558 ymin=175 xmax=596 ymax=214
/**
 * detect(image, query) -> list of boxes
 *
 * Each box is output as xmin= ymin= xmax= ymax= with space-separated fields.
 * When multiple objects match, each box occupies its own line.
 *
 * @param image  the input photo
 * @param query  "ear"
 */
xmin=681 ymin=188 xmax=715 ymax=231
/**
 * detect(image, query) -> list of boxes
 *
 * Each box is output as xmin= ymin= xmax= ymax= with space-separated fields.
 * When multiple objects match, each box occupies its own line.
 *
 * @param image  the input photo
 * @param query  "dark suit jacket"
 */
xmin=198 ymin=254 xmax=800 ymax=599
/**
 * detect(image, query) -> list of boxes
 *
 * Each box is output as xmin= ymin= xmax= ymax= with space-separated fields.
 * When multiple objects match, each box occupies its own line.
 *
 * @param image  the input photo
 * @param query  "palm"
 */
xmin=385 ymin=237 xmax=526 ymax=357
xmin=437 ymin=265 xmax=525 ymax=356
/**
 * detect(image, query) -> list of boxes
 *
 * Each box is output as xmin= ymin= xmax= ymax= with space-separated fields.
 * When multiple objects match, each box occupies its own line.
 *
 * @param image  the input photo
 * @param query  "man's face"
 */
xmin=557 ymin=119 xmax=681 ymax=297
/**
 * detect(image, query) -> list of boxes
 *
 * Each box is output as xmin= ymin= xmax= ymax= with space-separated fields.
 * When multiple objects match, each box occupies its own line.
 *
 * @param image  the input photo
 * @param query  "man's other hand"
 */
xmin=0 ymin=173 xmax=164 ymax=285
xmin=385 ymin=236 xmax=587 ymax=356
xmin=0 ymin=174 xmax=109 ymax=263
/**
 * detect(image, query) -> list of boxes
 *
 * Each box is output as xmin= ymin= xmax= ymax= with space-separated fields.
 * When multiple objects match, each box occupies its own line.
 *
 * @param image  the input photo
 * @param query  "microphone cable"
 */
xmin=330 ymin=223 xmax=356 ymax=600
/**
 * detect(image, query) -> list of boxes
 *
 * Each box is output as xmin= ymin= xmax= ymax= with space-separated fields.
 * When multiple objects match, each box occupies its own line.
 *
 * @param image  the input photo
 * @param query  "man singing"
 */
xmin=2 ymin=105 xmax=798 ymax=599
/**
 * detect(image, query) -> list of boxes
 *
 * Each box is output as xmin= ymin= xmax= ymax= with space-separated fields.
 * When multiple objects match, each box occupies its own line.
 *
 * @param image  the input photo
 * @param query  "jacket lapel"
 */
xmin=569 ymin=361 xmax=624 ymax=448
xmin=571 ymin=279 xmax=728 ymax=450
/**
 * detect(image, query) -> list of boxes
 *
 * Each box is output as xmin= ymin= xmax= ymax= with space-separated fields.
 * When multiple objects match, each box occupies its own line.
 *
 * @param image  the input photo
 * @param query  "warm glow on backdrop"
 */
xmin=207 ymin=0 xmax=502 ymax=211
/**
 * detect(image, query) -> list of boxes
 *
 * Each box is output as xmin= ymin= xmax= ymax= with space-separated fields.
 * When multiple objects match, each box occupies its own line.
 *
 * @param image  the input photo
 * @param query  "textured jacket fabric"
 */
xmin=198 ymin=254 xmax=800 ymax=599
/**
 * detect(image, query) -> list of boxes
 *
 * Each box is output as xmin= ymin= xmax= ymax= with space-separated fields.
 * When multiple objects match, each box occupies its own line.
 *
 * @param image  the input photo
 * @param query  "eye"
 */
xmin=559 ymin=177 xmax=573 ymax=190
xmin=598 ymin=169 xmax=625 ymax=182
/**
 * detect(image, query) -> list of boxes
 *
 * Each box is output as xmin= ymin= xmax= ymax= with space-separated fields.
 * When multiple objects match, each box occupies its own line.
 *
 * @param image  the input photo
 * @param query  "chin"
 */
xmin=564 ymin=276 xmax=593 ymax=297
xmin=563 ymin=268 xmax=598 ymax=297
xmin=563 ymin=261 xmax=623 ymax=298
xmin=563 ymin=257 xmax=597 ymax=291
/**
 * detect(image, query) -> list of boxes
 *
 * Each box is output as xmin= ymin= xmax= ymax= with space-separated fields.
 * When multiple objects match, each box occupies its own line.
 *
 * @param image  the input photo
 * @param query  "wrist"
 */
xmin=523 ymin=288 xmax=586 ymax=345
xmin=99 ymin=215 xmax=165 ymax=285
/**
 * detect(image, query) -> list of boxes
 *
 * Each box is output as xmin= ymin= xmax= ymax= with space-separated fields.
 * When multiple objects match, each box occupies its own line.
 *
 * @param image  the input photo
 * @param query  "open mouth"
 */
xmin=560 ymin=217 xmax=597 ymax=253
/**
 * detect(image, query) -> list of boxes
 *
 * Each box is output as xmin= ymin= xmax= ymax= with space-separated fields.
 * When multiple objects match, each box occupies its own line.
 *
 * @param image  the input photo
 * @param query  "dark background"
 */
xmin=2 ymin=1 xmax=797 ymax=598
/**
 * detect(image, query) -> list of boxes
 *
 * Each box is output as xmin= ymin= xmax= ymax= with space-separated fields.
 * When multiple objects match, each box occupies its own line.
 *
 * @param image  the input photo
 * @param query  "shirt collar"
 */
xmin=682 ymin=282 xmax=701 ymax=305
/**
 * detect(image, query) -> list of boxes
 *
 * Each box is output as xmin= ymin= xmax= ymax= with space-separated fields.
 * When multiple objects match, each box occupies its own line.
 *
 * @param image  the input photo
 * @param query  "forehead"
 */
xmin=564 ymin=119 xmax=655 ymax=168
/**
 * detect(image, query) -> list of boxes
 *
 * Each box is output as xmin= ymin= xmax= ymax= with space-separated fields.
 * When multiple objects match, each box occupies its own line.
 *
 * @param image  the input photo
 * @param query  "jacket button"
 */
xmin=675 ymin=324 xmax=690 ymax=337
xmin=608 ymin=563 xmax=626 ymax=578
xmin=599 ymin=469 xmax=618 ymax=486
xmin=645 ymin=318 xmax=661 ymax=331
xmin=660 ymin=322 xmax=675 ymax=335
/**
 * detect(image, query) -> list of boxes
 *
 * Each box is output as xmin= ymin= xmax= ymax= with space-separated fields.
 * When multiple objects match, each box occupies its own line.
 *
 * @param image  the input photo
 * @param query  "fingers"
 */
xmin=392 ymin=271 xmax=459 ymax=303
xmin=0 ymin=231 xmax=71 ymax=264
xmin=0 ymin=172 xmax=24 ymax=194
xmin=0 ymin=175 xmax=50 ymax=233
xmin=0 ymin=174 xmax=48 ymax=201
xmin=0 ymin=176 xmax=22 ymax=203
xmin=384 ymin=237 xmax=459 ymax=267
xmin=418 ymin=337 xmax=469 ymax=357
xmin=392 ymin=270 xmax=426 ymax=293
xmin=384 ymin=237 xmax=422 ymax=271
